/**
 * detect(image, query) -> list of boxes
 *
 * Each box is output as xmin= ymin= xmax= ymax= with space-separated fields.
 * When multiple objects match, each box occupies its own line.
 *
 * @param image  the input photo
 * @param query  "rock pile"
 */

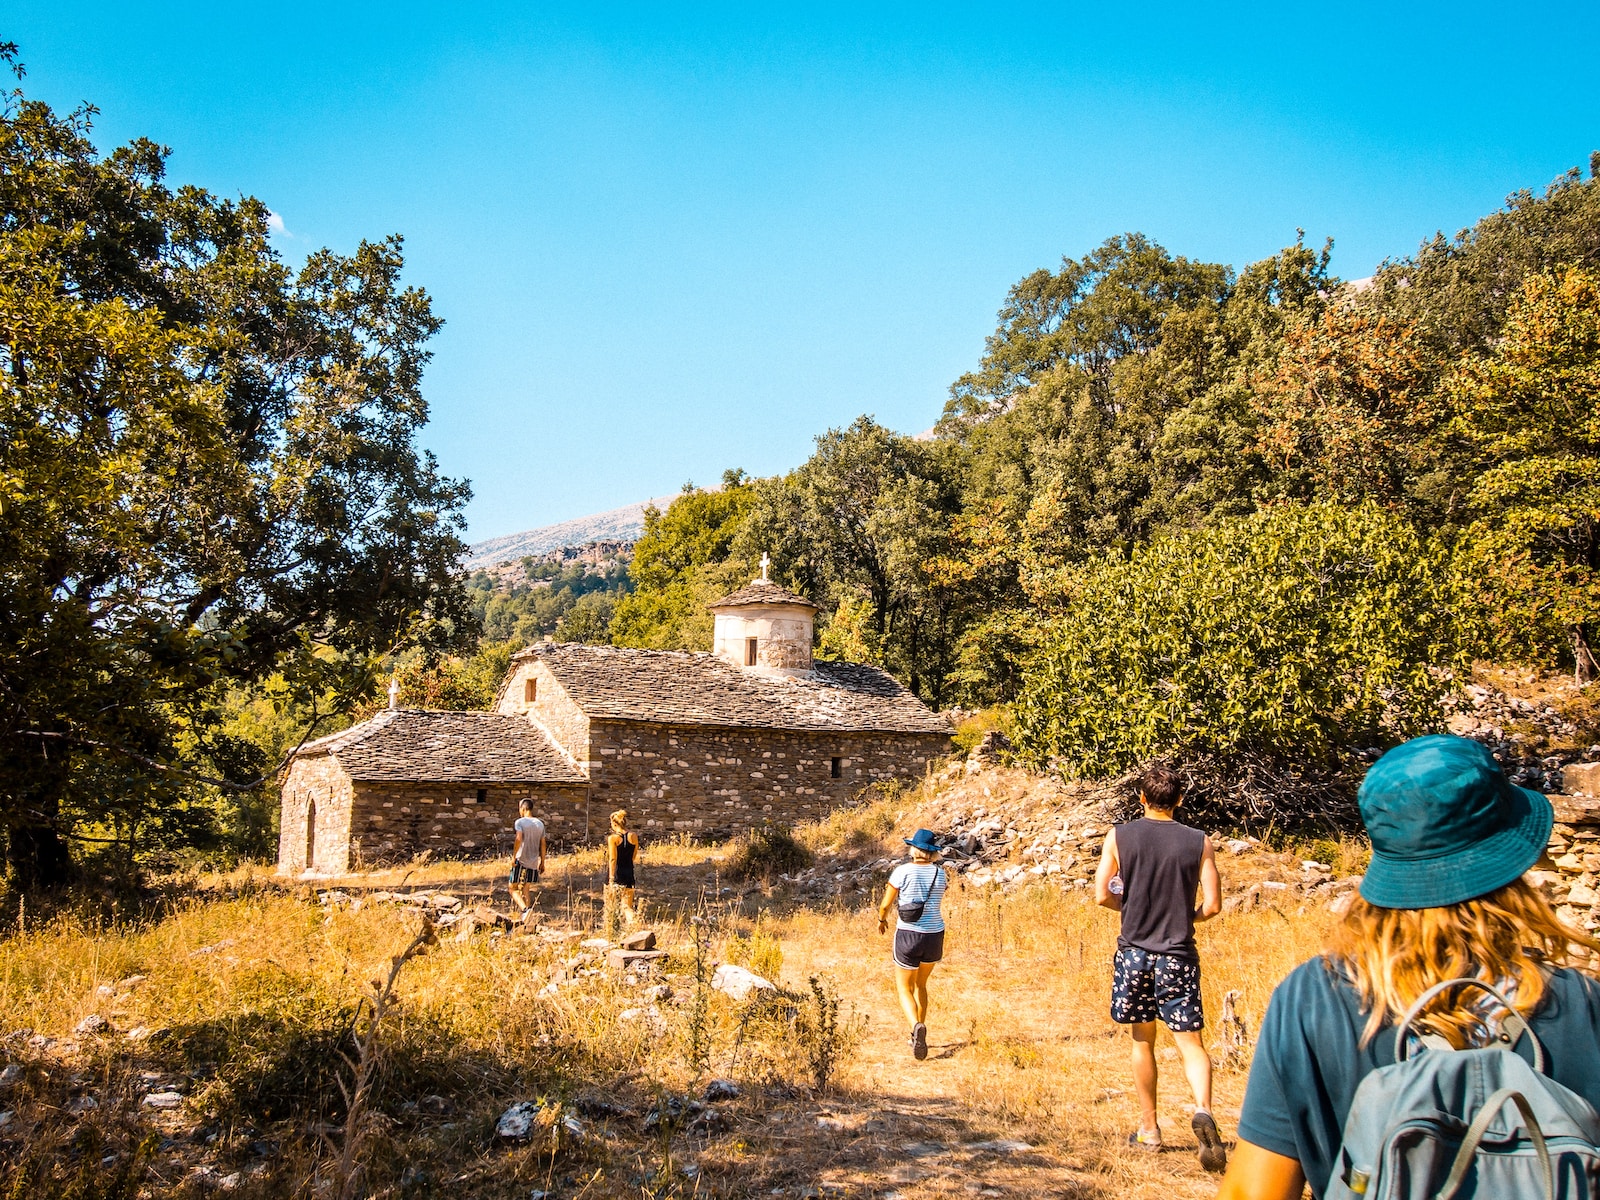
xmin=1533 ymin=764 xmax=1600 ymax=940
xmin=1446 ymin=683 xmax=1593 ymax=792
xmin=775 ymin=768 xmax=1367 ymax=909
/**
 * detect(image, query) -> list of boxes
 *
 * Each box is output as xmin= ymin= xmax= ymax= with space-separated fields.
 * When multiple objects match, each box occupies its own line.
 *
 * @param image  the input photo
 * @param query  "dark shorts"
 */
xmin=894 ymin=928 xmax=945 ymax=969
xmin=509 ymin=864 xmax=540 ymax=884
xmin=1110 ymin=946 xmax=1204 ymax=1031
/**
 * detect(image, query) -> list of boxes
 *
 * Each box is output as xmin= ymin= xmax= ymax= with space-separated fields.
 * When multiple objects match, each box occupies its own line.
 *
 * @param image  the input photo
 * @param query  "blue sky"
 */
xmin=9 ymin=3 xmax=1599 ymax=540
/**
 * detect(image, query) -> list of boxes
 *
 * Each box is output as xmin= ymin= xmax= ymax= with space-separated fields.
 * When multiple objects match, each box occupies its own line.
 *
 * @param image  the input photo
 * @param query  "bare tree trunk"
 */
xmin=1574 ymin=625 xmax=1599 ymax=685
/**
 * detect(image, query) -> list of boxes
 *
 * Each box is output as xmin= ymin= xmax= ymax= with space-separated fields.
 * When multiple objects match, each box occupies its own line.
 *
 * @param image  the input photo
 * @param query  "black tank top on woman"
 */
xmin=1114 ymin=817 xmax=1205 ymax=960
xmin=612 ymin=833 xmax=636 ymax=887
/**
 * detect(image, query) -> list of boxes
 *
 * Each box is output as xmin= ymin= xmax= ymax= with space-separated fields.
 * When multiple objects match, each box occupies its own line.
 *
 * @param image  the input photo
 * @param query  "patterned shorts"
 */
xmin=1110 ymin=947 xmax=1205 ymax=1031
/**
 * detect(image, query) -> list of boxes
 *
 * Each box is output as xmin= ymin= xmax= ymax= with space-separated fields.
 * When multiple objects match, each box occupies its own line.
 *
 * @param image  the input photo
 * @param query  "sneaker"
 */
xmin=1192 ymin=1111 xmax=1227 ymax=1173
xmin=912 ymin=1023 xmax=928 ymax=1060
xmin=1126 ymin=1129 xmax=1162 ymax=1151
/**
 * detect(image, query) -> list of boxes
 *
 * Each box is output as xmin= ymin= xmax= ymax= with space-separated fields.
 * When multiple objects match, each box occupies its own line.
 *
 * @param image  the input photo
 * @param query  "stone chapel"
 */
xmin=276 ymin=572 xmax=952 ymax=873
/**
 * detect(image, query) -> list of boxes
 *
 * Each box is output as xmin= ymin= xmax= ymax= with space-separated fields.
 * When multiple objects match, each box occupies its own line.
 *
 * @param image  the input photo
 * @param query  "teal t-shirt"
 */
xmin=1238 ymin=958 xmax=1600 ymax=1199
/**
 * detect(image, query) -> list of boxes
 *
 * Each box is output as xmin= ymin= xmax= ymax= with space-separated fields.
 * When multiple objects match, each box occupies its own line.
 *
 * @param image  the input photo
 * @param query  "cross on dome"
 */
xmin=387 ymin=677 xmax=400 ymax=710
xmin=759 ymin=551 xmax=771 ymax=583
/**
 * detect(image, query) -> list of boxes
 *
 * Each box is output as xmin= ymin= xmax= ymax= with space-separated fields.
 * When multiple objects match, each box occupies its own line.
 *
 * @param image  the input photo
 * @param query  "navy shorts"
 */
xmin=509 ymin=864 xmax=540 ymax=884
xmin=1110 ymin=947 xmax=1204 ymax=1031
xmin=894 ymin=928 xmax=945 ymax=969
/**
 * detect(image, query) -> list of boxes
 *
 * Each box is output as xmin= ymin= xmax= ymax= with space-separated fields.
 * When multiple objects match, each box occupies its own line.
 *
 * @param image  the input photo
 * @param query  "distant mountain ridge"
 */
xmin=463 ymin=495 xmax=676 ymax=569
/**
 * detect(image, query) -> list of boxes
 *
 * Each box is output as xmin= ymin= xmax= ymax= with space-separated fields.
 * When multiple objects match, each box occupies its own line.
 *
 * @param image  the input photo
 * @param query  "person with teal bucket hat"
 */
xmin=1216 ymin=734 xmax=1600 ymax=1200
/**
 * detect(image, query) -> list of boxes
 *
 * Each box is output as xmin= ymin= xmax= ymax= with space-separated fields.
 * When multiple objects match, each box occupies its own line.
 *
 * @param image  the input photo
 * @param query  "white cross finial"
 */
xmin=387 ymin=677 xmax=400 ymax=710
xmin=759 ymin=551 xmax=771 ymax=583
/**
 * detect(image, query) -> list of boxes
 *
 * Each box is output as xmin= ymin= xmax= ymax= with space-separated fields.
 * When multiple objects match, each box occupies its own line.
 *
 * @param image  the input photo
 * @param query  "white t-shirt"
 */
xmin=514 ymin=816 xmax=546 ymax=868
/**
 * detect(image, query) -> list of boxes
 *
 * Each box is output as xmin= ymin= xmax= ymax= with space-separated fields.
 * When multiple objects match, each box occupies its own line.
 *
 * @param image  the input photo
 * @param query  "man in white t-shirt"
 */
xmin=509 ymin=799 xmax=547 ymax=918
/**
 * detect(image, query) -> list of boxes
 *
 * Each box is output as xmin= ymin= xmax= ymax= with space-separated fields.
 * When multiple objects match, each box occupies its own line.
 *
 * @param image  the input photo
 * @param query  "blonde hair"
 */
xmin=610 ymin=809 xmax=628 ymax=830
xmin=1325 ymin=878 xmax=1599 ymax=1047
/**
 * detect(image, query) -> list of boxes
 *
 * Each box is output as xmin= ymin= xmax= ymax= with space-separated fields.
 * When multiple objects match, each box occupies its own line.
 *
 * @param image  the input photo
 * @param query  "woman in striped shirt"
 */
xmin=877 ymin=828 xmax=949 ymax=1060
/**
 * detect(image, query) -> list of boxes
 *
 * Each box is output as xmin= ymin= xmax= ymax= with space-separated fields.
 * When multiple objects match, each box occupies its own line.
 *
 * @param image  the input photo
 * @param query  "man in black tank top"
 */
xmin=1094 ymin=763 xmax=1226 ymax=1172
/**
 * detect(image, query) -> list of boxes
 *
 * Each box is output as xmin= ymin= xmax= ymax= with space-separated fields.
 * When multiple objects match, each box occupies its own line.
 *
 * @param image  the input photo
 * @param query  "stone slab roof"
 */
xmin=293 ymin=709 xmax=586 ymax=783
xmin=708 ymin=579 xmax=820 ymax=610
xmin=513 ymin=643 xmax=951 ymax=735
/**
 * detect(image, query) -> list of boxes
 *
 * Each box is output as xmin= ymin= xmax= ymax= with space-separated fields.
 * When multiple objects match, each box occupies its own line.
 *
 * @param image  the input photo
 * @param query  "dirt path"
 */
xmin=775 ymin=906 xmax=1242 ymax=1200
xmin=324 ymin=850 xmax=1248 ymax=1198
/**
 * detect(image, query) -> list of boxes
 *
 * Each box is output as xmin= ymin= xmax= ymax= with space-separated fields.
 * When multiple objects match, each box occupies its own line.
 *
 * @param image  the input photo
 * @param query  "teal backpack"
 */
xmin=1327 ymin=979 xmax=1600 ymax=1199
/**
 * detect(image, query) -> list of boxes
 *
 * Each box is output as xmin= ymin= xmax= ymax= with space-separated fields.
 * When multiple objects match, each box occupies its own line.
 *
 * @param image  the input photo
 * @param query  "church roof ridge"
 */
xmin=514 ymin=641 xmax=949 ymax=734
xmin=290 ymin=708 xmax=585 ymax=783
xmin=707 ymin=578 xmax=819 ymax=610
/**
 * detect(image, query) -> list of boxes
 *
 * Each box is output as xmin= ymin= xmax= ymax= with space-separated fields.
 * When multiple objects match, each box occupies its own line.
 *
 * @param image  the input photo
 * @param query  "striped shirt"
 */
xmin=890 ymin=861 xmax=947 ymax=933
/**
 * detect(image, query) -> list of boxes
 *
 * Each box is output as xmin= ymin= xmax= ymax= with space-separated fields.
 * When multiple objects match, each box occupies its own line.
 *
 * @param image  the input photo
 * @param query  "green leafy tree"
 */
xmin=554 ymin=592 xmax=616 ymax=644
xmin=466 ymin=558 xmax=631 ymax=645
xmin=1367 ymin=156 xmax=1600 ymax=360
xmin=609 ymin=472 xmax=755 ymax=650
xmin=739 ymin=418 xmax=964 ymax=701
xmin=0 ymin=51 xmax=472 ymax=886
xmin=1012 ymin=503 xmax=1463 ymax=777
xmin=945 ymin=233 xmax=1233 ymax=419
xmin=947 ymin=237 xmax=1332 ymax=596
xmin=390 ymin=643 xmax=513 ymax=711
xmin=1445 ymin=266 xmax=1600 ymax=673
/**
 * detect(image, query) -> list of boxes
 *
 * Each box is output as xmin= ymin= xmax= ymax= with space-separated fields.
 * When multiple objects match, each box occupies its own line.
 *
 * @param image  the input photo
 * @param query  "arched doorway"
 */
xmin=305 ymin=795 xmax=317 ymax=872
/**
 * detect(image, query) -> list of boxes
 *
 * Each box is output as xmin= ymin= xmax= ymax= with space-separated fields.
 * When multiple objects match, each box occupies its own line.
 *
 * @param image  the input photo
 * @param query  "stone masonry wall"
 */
xmin=1540 ymin=763 xmax=1600 ymax=940
xmin=498 ymin=658 xmax=591 ymax=765
xmin=585 ymin=720 xmax=951 ymax=839
xmin=278 ymin=754 xmax=354 ymax=875
xmin=347 ymin=781 xmax=591 ymax=865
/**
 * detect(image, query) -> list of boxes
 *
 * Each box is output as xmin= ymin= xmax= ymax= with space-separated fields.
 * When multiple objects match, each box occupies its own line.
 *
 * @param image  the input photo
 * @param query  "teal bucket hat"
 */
xmin=1358 ymin=734 xmax=1553 ymax=909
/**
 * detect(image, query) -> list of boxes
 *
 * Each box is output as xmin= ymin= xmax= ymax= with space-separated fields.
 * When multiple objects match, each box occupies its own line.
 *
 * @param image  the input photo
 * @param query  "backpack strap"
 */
xmin=1394 ymin=978 xmax=1545 ymax=1074
xmin=1433 ymin=1087 xmax=1553 ymax=1200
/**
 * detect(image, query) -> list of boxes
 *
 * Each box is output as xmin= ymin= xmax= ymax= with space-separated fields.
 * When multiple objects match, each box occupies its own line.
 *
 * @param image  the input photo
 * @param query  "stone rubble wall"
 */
xmin=585 ymin=720 xmax=951 ymax=840
xmin=347 ymin=781 xmax=592 ymax=865
xmin=497 ymin=658 xmax=592 ymax=764
xmin=1446 ymin=683 xmax=1593 ymax=793
xmin=277 ymin=754 xmax=354 ymax=875
xmin=1537 ymin=763 xmax=1600 ymax=934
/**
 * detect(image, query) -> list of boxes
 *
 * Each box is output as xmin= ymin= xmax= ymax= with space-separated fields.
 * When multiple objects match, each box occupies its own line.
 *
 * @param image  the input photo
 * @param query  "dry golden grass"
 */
xmin=0 ymin=787 xmax=1340 ymax=1199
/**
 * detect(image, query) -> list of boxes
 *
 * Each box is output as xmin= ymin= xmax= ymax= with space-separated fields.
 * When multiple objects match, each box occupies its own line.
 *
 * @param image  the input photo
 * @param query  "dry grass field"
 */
xmin=0 ymin=782 xmax=1341 ymax=1199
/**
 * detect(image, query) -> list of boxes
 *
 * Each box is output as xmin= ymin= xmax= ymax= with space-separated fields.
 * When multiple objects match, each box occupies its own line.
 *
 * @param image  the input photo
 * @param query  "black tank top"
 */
xmin=1115 ymin=817 xmax=1205 ymax=959
xmin=612 ymin=833 xmax=636 ymax=886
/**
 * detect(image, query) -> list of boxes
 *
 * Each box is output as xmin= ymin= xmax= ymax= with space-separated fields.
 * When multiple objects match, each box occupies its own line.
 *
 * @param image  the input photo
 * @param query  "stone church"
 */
xmin=277 ymin=573 xmax=952 ymax=873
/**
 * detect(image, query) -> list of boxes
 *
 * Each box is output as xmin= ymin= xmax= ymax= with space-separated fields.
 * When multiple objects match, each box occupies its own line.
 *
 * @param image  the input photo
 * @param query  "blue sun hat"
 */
xmin=904 ymin=828 xmax=941 ymax=855
xmin=1358 ymin=734 xmax=1553 ymax=909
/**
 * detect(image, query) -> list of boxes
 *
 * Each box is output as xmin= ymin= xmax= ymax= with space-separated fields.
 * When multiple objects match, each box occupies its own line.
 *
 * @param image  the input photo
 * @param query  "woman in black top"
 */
xmin=606 ymin=808 xmax=639 ymax=922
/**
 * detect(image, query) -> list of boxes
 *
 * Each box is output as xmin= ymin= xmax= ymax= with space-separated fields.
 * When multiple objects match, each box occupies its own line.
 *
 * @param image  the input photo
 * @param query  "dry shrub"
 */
xmin=800 ymin=791 xmax=901 ymax=857
xmin=723 ymin=925 xmax=783 ymax=981
xmin=952 ymin=706 xmax=1013 ymax=756
xmin=724 ymin=825 xmax=812 ymax=881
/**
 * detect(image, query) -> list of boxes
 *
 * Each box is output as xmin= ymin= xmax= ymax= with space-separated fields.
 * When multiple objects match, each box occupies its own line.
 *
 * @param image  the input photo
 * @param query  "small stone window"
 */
xmin=745 ymin=637 xmax=759 ymax=666
xmin=830 ymin=756 xmax=842 ymax=779
xmin=476 ymin=788 xmax=487 ymax=803
xmin=524 ymin=677 xmax=537 ymax=703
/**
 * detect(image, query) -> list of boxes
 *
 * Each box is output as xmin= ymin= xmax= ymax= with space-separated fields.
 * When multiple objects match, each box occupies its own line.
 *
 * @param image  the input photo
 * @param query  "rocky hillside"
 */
xmin=471 ymin=539 xmax=634 ymax=590
xmin=463 ymin=496 xmax=676 ymax=569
